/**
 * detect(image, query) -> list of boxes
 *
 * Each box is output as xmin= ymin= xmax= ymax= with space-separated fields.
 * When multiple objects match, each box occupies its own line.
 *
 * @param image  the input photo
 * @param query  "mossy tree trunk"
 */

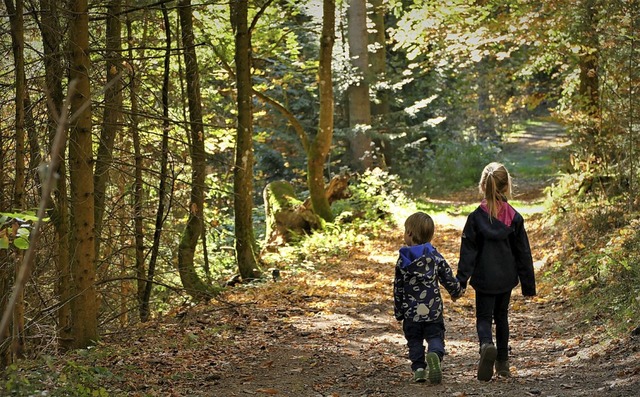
xmin=177 ymin=0 xmax=211 ymax=301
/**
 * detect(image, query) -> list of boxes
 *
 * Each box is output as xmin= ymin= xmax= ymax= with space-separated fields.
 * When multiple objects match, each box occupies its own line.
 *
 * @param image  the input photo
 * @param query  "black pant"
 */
xmin=402 ymin=320 xmax=446 ymax=371
xmin=475 ymin=290 xmax=511 ymax=361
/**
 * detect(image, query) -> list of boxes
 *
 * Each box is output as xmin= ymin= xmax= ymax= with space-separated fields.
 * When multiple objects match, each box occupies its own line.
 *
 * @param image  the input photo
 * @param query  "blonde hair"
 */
xmin=479 ymin=162 xmax=512 ymax=219
xmin=404 ymin=212 xmax=435 ymax=245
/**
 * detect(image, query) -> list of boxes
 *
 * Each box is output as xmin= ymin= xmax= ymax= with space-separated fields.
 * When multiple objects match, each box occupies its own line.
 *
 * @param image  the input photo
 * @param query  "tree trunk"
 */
xmin=68 ymin=0 xmax=99 ymax=349
xmin=38 ymin=0 xmax=73 ymax=351
xmin=177 ymin=0 xmax=211 ymax=300
xmin=476 ymin=56 xmax=497 ymax=140
xmin=142 ymin=3 xmax=172 ymax=319
xmin=232 ymin=0 xmax=261 ymax=280
xmin=307 ymin=0 xmax=336 ymax=222
xmin=5 ymin=0 xmax=27 ymax=361
xmin=369 ymin=0 xmax=388 ymax=117
xmin=576 ymin=0 xmax=601 ymax=171
xmin=368 ymin=0 xmax=390 ymax=168
xmin=0 ymin=104 xmax=9 ymax=369
xmin=347 ymin=0 xmax=372 ymax=171
xmin=94 ymin=0 xmax=123 ymax=258
xmin=126 ymin=15 xmax=146 ymax=318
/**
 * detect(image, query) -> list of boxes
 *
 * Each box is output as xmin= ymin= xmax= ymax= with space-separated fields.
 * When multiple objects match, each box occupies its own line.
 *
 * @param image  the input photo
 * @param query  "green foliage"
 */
xmin=2 ymin=352 xmax=114 ymax=396
xmin=543 ymin=180 xmax=640 ymax=335
xmin=0 ymin=211 xmax=47 ymax=251
xmin=394 ymin=131 xmax=499 ymax=195
xmin=261 ymin=168 xmax=414 ymax=274
xmin=333 ymin=168 xmax=414 ymax=225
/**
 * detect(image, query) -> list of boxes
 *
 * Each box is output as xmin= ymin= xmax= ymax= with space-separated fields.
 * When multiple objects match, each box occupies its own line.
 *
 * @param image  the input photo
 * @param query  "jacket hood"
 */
xmin=474 ymin=204 xmax=515 ymax=240
xmin=480 ymin=199 xmax=516 ymax=227
xmin=398 ymin=243 xmax=435 ymax=268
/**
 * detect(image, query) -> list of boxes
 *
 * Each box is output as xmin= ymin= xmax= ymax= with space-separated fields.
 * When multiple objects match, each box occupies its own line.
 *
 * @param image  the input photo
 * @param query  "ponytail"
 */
xmin=478 ymin=162 xmax=512 ymax=220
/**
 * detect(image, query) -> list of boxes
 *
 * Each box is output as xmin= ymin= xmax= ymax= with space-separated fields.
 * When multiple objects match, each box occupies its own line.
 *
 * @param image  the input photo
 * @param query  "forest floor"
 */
xmin=98 ymin=122 xmax=639 ymax=397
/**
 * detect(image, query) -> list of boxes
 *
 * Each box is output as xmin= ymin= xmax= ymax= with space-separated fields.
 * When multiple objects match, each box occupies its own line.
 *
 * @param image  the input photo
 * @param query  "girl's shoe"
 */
xmin=477 ymin=343 xmax=497 ymax=381
xmin=413 ymin=368 xmax=427 ymax=382
xmin=495 ymin=359 xmax=511 ymax=377
xmin=426 ymin=352 xmax=442 ymax=384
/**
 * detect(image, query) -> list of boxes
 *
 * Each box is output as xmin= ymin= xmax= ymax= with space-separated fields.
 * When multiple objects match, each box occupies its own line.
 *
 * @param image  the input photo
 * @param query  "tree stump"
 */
xmin=262 ymin=174 xmax=351 ymax=253
xmin=262 ymin=181 xmax=320 ymax=252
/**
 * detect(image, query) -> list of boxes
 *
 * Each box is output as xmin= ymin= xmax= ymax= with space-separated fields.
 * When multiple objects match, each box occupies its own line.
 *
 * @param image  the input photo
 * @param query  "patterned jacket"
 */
xmin=394 ymin=243 xmax=462 ymax=322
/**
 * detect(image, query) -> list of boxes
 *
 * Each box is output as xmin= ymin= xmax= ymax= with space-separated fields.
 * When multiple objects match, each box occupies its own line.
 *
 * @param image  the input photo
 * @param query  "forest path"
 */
xmin=104 ymin=121 xmax=639 ymax=396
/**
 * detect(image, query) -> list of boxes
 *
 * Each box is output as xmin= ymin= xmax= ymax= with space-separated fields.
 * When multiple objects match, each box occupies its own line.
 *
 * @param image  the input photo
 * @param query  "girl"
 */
xmin=456 ymin=162 xmax=536 ymax=381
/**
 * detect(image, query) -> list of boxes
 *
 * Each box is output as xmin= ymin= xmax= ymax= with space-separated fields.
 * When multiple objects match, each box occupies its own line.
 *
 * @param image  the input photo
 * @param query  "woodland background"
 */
xmin=0 ymin=0 xmax=638 ymax=395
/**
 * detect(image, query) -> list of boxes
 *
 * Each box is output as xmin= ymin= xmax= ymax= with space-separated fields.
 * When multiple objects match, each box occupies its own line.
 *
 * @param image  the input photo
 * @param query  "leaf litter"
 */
xmin=38 ymin=125 xmax=640 ymax=396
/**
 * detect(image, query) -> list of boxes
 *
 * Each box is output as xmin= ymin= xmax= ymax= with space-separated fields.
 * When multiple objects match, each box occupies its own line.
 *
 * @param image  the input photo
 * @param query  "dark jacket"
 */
xmin=456 ymin=201 xmax=536 ymax=296
xmin=394 ymin=243 xmax=462 ymax=322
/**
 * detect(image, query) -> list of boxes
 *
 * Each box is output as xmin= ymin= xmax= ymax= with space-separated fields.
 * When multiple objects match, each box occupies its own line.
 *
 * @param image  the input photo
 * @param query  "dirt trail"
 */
xmin=110 ymin=122 xmax=639 ymax=396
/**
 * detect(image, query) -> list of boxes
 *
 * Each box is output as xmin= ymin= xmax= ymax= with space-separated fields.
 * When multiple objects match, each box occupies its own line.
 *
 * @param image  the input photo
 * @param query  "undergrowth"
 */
xmin=542 ymin=173 xmax=640 ymax=335
xmin=260 ymin=167 xmax=413 ymax=275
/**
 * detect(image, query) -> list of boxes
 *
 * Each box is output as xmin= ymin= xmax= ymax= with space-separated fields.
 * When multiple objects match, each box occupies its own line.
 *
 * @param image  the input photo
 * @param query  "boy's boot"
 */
xmin=413 ymin=368 xmax=427 ymax=383
xmin=495 ymin=359 xmax=511 ymax=377
xmin=426 ymin=352 xmax=442 ymax=384
xmin=477 ymin=343 xmax=497 ymax=381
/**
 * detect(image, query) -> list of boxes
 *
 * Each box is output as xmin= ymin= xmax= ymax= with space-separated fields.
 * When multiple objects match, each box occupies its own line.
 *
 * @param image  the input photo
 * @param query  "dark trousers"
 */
xmin=402 ymin=320 xmax=446 ymax=371
xmin=475 ymin=290 xmax=511 ymax=361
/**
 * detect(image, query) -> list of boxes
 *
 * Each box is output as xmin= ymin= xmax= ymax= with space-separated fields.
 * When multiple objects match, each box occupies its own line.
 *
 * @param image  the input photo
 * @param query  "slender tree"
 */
xmin=307 ymin=0 xmax=336 ymax=222
xmin=368 ymin=0 xmax=390 ymax=167
xmin=577 ymin=0 xmax=602 ymax=169
xmin=94 ymin=0 xmax=123 ymax=257
xmin=37 ymin=0 xmax=73 ymax=351
xmin=369 ymin=0 xmax=388 ymax=117
xmin=346 ymin=0 xmax=372 ymax=171
xmin=125 ymin=13 xmax=146 ymax=317
xmin=141 ymin=3 xmax=172 ymax=319
xmin=177 ymin=0 xmax=212 ymax=299
xmin=67 ymin=0 xmax=98 ymax=348
xmin=4 ymin=0 xmax=27 ymax=360
xmin=231 ymin=0 xmax=261 ymax=280
xmin=0 ymin=0 xmax=26 ymax=363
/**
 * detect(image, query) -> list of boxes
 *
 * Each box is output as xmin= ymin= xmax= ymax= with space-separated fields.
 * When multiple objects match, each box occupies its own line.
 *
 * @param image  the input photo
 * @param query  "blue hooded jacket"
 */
xmin=394 ymin=243 xmax=462 ymax=322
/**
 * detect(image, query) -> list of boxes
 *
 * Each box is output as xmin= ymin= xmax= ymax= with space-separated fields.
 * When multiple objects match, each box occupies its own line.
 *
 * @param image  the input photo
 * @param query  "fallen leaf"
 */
xmin=256 ymin=388 xmax=279 ymax=395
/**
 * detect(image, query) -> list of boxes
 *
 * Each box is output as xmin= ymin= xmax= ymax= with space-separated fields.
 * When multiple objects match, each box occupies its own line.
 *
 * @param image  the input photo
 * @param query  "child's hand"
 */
xmin=451 ymin=288 xmax=466 ymax=302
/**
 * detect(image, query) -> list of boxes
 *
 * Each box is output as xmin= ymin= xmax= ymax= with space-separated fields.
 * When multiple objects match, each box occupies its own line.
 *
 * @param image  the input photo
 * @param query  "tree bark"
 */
xmin=141 ymin=3 xmax=172 ymax=319
xmin=37 ymin=0 xmax=73 ymax=351
xmin=4 ymin=0 xmax=27 ymax=361
xmin=347 ymin=0 xmax=372 ymax=171
xmin=68 ymin=0 xmax=99 ymax=349
xmin=125 ymin=14 xmax=146 ymax=319
xmin=177 ymin=0 xmax=212 ymax=300
xmin=232 ymin=0 xmax=261 ymax=280
xmin=368 ymin=0 xmax=390 ymax=168
xmin=307 ymin=0 xmax=336 ymax=222
xmin=476 ymin=56 xmax=497 ymax=140
xmin=369 ymin=0 xmax=389 ymax=117
xmin=94 ymin=0 xmax=123 ymax=258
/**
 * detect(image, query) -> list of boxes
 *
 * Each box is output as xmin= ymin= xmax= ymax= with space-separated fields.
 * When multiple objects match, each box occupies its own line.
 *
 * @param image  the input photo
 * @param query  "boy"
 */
xmin=394 ymin=212 xmax=464 ymax=383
